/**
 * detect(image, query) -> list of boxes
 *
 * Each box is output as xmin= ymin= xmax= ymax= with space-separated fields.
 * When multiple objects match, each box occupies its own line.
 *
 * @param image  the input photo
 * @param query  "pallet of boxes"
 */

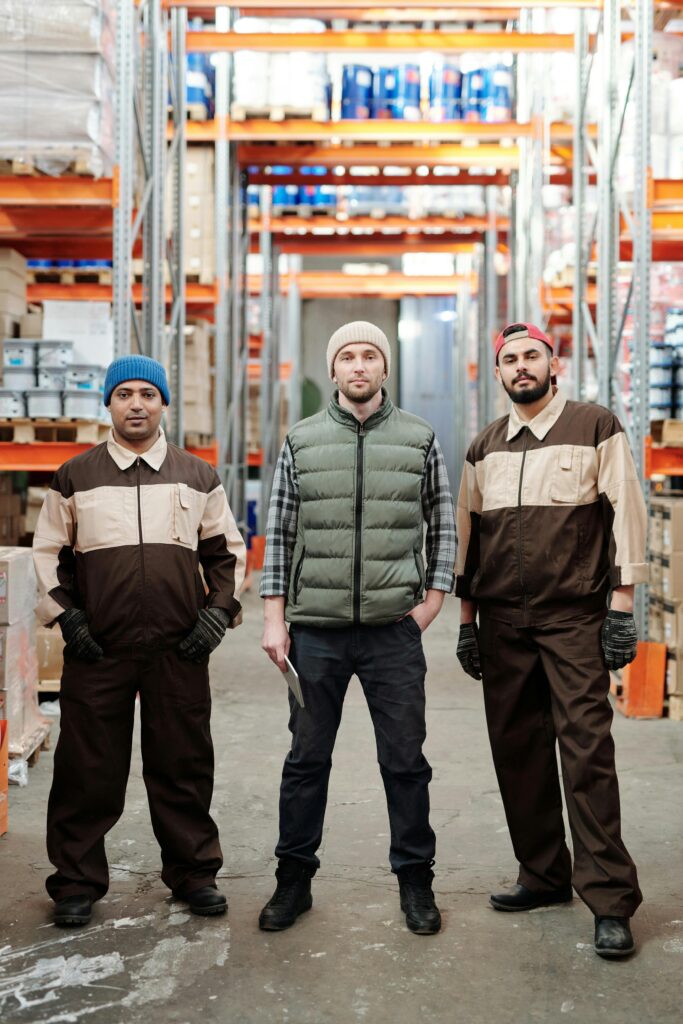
xmin=183 ymin=321 xmax=213 ymax=444
xmin=0 ymin=548 xmax=51 ymax=831
xmin=648 ymin=496 xmax=683 ymax=721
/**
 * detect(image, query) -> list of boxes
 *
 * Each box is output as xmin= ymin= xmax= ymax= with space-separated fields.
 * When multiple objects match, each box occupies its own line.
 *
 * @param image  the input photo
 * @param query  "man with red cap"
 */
xmin=455 ymin=322 xmax=647 ymax=959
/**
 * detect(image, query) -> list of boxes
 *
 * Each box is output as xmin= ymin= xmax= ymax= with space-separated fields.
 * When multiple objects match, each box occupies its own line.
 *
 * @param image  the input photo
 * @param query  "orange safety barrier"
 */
xmin=617 ymin=641 xmax=666 ymax=719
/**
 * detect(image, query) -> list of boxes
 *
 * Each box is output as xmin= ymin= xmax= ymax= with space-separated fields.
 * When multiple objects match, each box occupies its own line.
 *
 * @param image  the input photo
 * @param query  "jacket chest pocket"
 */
xmin=172 ymin=483 xmax=203 ymax=549
xmin=550 ymin=445 xmax=582 ymax=504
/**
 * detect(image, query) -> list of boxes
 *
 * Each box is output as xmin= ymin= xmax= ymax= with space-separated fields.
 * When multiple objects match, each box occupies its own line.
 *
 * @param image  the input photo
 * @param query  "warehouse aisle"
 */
xmin=1 ymin=584 xmax=682 ymax=1024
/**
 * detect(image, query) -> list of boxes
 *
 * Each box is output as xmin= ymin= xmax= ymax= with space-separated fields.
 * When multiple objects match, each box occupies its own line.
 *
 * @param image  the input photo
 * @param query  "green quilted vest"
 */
xmin=286 ymin=391 xmax=434 ymax=627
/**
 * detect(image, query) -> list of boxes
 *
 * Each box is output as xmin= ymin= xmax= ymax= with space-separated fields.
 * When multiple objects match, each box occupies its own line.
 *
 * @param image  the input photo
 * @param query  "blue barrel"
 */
xmin=429 ymin=64 xmax=462 ymax=121
xmin=462 ymin=67 xmax=487 ymax=122
xmin=341 ymin=64 xmax=373 ymax=119
xmin=56 ymin=259 xmax=76 ymax=268
xmin=28 ymin=259 xmax=53 ymax=268
xmin=298 ymin=166 xmax=328 ymax=208
xmin=483 ymin=64 xmax=513 ymax=123
xmin=186 ymin=52 xmax=210 ymax=114
xmin=372 ymin=64 xmax=420 ymax=120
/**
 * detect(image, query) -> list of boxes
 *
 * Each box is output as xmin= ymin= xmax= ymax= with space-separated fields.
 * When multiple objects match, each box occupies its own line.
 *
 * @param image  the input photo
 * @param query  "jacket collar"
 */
xmin=506 ymin=387 xmax=566 ymax=442
xmin=107 ymin=428 xmax=168 ymax=471
xmin=328 ymin=388 xmax=394 ymax=430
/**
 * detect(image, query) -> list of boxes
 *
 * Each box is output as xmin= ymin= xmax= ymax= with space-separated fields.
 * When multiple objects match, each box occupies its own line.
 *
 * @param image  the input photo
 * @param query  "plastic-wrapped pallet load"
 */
xmin=0 ymin=249 xmax=27 ymax=339
xmin=0 ymin=547 xmax=50 ymax=764
xmin=0 ymin=1 xmax=116 ymax=176
xmin=233 ymin=18 xmax=329 ymax=118
xmin=183 ymin=320 xmax=213 ymax=438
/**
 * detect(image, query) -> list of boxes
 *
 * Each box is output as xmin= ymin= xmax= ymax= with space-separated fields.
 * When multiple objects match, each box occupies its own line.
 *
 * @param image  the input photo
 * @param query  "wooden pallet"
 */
xmin=8 ymin=719 xmax=52 ymax=765
xmin=230 ymin=103 xmax=329 ymax=123
xmin=27 ymin=269 xmax=112 ymax=286
xmin=37 ymin=679 xmax=61 ymax=695
xmin=0 ymin=418 xmax=109 ymax=445
xmin=0 ymin=155 xmax=96 ymax=177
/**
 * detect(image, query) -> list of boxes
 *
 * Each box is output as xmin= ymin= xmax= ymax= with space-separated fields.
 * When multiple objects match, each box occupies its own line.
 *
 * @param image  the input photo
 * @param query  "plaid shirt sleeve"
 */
xmin=421 ymin=437 xmax=457 ymax=593
xmin=259 ymin=439 xmax=299 ymax=598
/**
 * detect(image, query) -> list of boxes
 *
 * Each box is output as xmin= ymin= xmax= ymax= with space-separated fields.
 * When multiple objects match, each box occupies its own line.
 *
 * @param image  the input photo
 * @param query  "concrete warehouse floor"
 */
xmin=1 ymin=582 xmax=682 ymax=1024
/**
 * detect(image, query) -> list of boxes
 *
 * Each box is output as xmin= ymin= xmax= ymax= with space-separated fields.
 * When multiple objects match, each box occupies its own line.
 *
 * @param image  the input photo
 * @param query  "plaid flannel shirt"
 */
xmin=260 ymin=434 xmax=456 ymax=598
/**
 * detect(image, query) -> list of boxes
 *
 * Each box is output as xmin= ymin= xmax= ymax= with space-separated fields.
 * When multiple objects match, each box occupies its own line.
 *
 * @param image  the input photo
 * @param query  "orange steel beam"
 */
xmin=0 ymin=440 xmax=217 ymax=471
xmin=238 ymin=142 xmax=522 ymax=170
xmin=0 ymin=177 xmax=113 ymax=207
xmin=9 ymin=238 xmax=144 ymax=260
xmin=250 ymin=214 xmax=509 ymax=233
xmin=186 ymin=118 xmax=583 ymax=144
xmin=247 ymin=270 xmax=477 ymax=297
xmin=0 ymin=209 xmax=114 ymax=239
xmin=645 ymin=437 xmax=683 ymax=479
xmin=652 ymin=179 xmax=683 ymax=206
xmin=268 ymin=236 xmax=482 ymax=255
xmin=27 ymin=282 xmax=218 ymax=305
xmin=172 ymin=1 xmax=603 ymax=8
xmin=186 ymin=30 xmax=576 ymax=54
xmin=224 ymin=8 xmax=528 ymax=19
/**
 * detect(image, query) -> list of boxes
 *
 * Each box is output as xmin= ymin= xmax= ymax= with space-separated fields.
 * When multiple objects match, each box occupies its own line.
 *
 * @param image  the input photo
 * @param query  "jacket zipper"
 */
xmin=293 ymin=546 xmax=306 ymax=602
xmin=353 ymin=422 xmax=365 ymax=624
xmin=136 ymin=457 xmax=148 ymax=638
xmin=517 ymin=428 xmax=529 ymax=614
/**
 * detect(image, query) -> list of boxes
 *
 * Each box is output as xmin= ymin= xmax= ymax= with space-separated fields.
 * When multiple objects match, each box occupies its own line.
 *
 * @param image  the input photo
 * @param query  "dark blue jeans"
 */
xmin=275 ymin=618 xmax=436 ymax=873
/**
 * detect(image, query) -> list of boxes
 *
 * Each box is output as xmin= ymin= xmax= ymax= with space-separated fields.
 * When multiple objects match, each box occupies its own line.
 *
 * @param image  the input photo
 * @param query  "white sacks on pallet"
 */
xmin=0 ymin=1 xmax=115 ymax=175
xmin=232 ymin=18 xmax=329 ymax=114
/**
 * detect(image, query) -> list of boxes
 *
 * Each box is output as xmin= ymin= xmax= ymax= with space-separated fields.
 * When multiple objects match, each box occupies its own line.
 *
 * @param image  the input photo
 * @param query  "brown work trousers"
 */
xmin=478 ymin=609 xmax=642 ymax=918
xmin=46 ymin=647 xmax=223 ymax=903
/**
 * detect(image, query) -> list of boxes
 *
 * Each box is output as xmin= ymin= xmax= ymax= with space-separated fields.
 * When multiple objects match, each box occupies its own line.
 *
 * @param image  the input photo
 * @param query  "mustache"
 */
xmin=514 ymin=374 xmax=536 ymax=383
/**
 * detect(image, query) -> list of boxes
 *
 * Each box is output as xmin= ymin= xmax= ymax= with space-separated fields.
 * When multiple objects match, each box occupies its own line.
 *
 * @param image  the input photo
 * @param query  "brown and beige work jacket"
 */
xmin=456 ymin=389 xmax=648 ymax=626
xmin=33 ymin=429 xmax=247 ymax=649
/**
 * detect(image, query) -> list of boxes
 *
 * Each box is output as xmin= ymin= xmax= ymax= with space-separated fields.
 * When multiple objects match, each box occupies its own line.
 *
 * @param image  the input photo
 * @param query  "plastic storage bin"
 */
xmin=38 ymin=368 xmax=66 ymax=390
xmin=26 ymin=389 xmax=62 ymax=418
xmin=63 ymin=389 xmax=102 ymax=419
xmin=2 ymin=366 xmax=36 ymax=390
xmin=0 ymin=390 xmax=25 ymax=418
xmin=2 ymin=340 xmax=37 ymax=368
xmin=37 ymin=340 xmax=74 ymax=368
xmin=65 ymin=365 xmax=105 ymax=391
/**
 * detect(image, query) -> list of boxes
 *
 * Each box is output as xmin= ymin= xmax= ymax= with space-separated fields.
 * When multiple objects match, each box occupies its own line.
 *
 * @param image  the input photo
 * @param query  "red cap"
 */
xmin=494 ymin=322 xmax=554 ymax=361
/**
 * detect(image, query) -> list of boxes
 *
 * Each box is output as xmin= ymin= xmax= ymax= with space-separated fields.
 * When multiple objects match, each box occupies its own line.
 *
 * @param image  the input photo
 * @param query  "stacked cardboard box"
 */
xmin=24 ymin=485 xmax=49 ymax=538
xmin=164 ymin=146 xmax=215 ymax=283
xmin=0 ymin=476 xmax=21 ymax=546
xmin=183 ymin=320 xmax=213 ymax=438
xmin=0 ymin=547 xmax=49 ymax=760
xmin=0 ymin=249 xmax=27 ymax=339
xmin=649 ymin=497 xmax=683 ymax=718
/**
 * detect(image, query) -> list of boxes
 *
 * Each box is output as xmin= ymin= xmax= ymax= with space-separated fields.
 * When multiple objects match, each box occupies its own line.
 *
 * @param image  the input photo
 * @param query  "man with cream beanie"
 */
xmin=260 ymin=320 xmax=456 ymax=936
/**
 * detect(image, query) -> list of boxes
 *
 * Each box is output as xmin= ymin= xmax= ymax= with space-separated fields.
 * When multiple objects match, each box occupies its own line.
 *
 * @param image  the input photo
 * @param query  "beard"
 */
xmin=337 ymin=378 xmax=383 ymax=405
xmin=502 ymin=367 xmax=551 ymax=405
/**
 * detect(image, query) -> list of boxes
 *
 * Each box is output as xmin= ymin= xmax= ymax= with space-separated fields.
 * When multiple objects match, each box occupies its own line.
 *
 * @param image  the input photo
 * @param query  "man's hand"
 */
xmin=406 ymin=589 xmax=445 ymax=634
xmin=178 ymin=607 xmax=230 ymax=663
xmin=262 ymin=596 xmax=291 ymax=670
xmin=601 ymin=610 xmax=638 ymax=670
xmin=457 ymin=622 xmax=482 ymax=680
xmin=58 ymin=608 xmax=104 ymax=663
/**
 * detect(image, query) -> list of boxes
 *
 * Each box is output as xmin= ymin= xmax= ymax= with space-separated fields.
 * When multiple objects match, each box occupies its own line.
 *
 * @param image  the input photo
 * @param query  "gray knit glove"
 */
xmin=58 ymin=608 xmax=104 ymax=663
xmin=178 ymin=607 xmax=231 ymax=663
xmin=457 ymin=622 xmax=482 ymax=680
xmin=601 ymin=610 xmax=638 ymax=670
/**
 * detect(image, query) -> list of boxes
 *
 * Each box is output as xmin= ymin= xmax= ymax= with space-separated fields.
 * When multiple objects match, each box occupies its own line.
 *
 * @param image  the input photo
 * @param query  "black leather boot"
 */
xmin=490 ymin=883 xmax=573 ymax=912
xmin=54 ymin=895 xmax=93 ymax=927
xmin=594 ymin=916 xmax=635 ymax=958
xmin=186 ymin=886 xmax=227 ymax=916
xmin=398 ymin=865 xmax=441 ymax=935
xmin=259 ymin=859 xmax=313 ymax=931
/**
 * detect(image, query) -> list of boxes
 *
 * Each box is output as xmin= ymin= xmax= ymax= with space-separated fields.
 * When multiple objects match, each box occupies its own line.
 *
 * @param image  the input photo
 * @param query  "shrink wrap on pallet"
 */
xmin=0 ymin=615 xmax=48 ymax=759
xmin=0 ymin=1 xmax=115 ymax=58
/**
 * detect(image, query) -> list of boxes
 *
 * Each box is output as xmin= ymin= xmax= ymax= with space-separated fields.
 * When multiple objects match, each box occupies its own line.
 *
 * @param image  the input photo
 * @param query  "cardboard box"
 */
xmin=660 ymin=553 xmax=683 ymax=601
xmin=0 ymin=475 xmax=12 ymax=495
xmin=0 ymin=249 xmax=26 ymax=277
xmin=0 ymin=313 xmax=20 ymax=339
xmin=0 ymin=267 xmax=25 ymax=296
xmin=36 ymin=625 xmax=64 ymax=682
xmin=660 ymin=499 xmax=683 ymax=553
xmin=0 ymin=495 xmax=21 ymax=518
xmin=662 ymin=600 xmax=683 ymax=649
xmin=24 ymin=486 xmax=49 ymax=535
xmin=649 ymin=598 xmax=664 ymax=644
xmin=0 ymin=290 xmax=27 ymax=319
xmin=669 ymin=694 xmax=683 ymax=721
xmin=20 ymin=305 xmax=44 ymax=339
xmin=0 ymin=548 xmax=38 ymax=625
xmin=649 ymin=503 xmax=663 ymax=556
xmin=666 ymin=650 xmax=683 ymax=696
xmin=0 ymin=517 xmax=21 ymax=546
xmin=650 ymin=556 xmax=663 ymax=596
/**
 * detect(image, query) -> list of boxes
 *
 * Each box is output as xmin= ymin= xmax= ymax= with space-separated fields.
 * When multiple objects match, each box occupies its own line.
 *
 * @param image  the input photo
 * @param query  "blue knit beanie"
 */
xmin=103 ymin=355 xmax=171 ymax=406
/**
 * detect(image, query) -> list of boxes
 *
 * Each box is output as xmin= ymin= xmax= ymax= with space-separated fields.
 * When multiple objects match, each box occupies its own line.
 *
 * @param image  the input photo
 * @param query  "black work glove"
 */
xmin=58 ymin=608 xmax=104 ymax=663
xmin=178 ymin=607 xmax=231 ymax=663
xmin=601 ymin=609 xmax=639 ymax=670
xmin=457 ymin=622 xmax=482 ymax=680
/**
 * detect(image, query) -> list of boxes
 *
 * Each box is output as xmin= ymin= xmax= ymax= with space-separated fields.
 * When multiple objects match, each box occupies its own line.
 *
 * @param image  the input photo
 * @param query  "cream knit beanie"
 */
xmin=327 ymin=321 xmax=391 ymax=380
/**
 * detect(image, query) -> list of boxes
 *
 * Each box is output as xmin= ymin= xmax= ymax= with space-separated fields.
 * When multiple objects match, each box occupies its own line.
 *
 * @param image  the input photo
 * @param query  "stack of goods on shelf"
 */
xmin=0 ymin=338 xmax=104 ymax=421
xmin=183 ymin=320 xmax=213 ymax=441
xmin=0 ymin=0 xmax=116 ymax=177
xmin=23 ymin=485 xmax=49 ymax=542
xmin=0 ymin=249 xmax=27 ymax=340
xmin=0 ymin=547 xmax=50 ymax=765
xmin=232 ymin=18 xmax=330 ymax=120
xmin=172 ymin=146 xmax=215 ymax=282
xmin=185 ymin=19 xmax=215 ymax=121
xmin=339 ymin=56 xmax=512 ymax=123
xmin=648 ymin=497 xmax=683 ymax=720
xmin=0 ymin=475 xmax=21 ymax=546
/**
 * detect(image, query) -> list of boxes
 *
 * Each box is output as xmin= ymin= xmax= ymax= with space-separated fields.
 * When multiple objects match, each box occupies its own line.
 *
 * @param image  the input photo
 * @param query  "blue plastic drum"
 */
xmin=429 ymin=64 xmax=462 ymax=121
xmin=373 ymin=64 xmax=421 ymax=120
xmin=341 ymin=65 xmax=373 ymax=120
xmin=462 ymin=68 xmax=487 ymax=122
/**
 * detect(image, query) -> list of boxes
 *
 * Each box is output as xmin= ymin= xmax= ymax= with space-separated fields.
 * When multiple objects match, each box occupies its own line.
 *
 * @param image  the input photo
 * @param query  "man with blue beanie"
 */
xmin=33 ymin=354 xmax=246 ymax=927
